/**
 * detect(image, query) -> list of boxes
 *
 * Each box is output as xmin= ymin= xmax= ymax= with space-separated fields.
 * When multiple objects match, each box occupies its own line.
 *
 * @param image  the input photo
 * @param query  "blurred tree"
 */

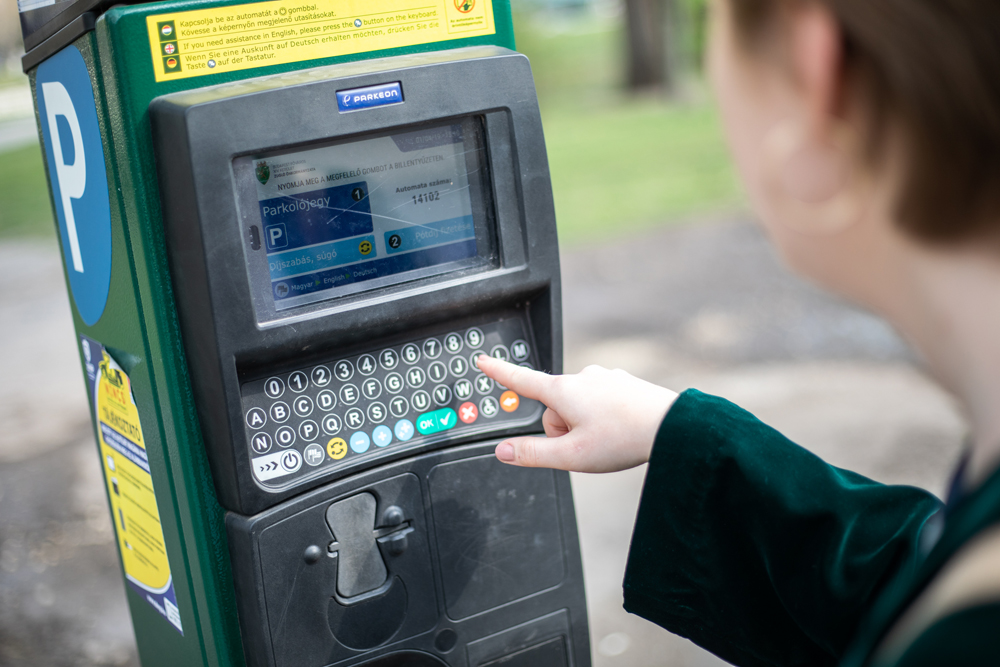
xmin=624 ymin=0 xmax=708 ymax=93
xmin=624 ymin=0 xmax=675 ymax=93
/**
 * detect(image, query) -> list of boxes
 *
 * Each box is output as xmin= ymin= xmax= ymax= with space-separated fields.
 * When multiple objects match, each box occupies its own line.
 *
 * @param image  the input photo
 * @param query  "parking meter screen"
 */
xmin=238 ymin=118 xmax=494 ymax=311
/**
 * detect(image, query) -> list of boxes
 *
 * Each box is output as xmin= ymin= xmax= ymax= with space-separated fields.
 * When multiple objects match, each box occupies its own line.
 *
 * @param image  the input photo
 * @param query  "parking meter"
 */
xmin=22 ymin=1 xmax=590 ymax=666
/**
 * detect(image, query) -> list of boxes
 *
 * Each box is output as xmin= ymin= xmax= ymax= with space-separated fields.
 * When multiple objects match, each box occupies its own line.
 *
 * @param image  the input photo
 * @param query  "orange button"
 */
xmin=500 ymin=390 xmax=520 ymax=412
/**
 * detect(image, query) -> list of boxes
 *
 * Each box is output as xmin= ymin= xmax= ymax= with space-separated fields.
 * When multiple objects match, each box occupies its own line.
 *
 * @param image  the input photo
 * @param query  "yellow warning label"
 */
xmin=84 ymin=338 xmax=183 ymax=634
xmin=146 ymin=0 xmax=495 ymax=82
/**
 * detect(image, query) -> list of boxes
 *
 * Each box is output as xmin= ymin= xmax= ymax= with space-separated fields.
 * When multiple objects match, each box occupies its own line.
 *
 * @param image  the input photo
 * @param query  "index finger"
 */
xmin=476 ymin=355 xmax=555 ymax=403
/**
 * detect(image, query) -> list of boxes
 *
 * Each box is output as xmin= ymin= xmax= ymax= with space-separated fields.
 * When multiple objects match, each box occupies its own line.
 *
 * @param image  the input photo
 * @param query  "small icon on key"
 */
xmin=459 ymin=402 xmax=478 ymax=424
xmin=327 ymin=437 xmax=348 ymax=460
xmin=500 ymin=391 xmax=520 ymax=412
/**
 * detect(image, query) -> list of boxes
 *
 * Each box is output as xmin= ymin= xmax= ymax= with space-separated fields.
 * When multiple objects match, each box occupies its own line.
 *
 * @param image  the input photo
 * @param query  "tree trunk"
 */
xmin=624 ymin=0 xmax=676 ymax=94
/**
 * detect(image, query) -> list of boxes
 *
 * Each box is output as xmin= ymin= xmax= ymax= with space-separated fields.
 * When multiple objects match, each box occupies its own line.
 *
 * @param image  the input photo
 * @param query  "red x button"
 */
xmin=459 ymin=402 xmax=478 ymax=424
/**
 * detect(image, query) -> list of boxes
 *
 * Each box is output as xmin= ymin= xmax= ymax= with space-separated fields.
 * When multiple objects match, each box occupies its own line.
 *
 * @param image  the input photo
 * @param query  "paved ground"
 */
xmin=0 ymin=217 xmax=967 ymax=666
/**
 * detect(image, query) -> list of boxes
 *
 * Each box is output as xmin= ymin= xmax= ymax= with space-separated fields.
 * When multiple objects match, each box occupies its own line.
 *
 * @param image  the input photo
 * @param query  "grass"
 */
xmin=0 ymin=142 xmax=54 ymax=238
xmin=545 ymin=102 xmax=741 ymax=241
xmin=514 ymin=8 xmax=743 ymax=243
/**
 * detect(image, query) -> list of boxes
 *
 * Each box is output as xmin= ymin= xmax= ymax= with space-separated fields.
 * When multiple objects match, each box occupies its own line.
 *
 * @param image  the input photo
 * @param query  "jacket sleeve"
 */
xmin=623 ymin=390 xmax=943 ymax=667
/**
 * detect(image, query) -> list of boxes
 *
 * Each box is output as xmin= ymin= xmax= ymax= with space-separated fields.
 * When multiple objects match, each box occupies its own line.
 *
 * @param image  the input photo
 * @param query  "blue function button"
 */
xmin=372 ymin=425 xmax=393 ymax=448
xmin=394 ymin=419 xmax=415 ymax=441
xmin=416 ymin=408 xmax=458 ymax=436
xmin=349 ymin=431 xmax=371 ymax=453
xmin=336 ymin=82 xmax=403 ymax=112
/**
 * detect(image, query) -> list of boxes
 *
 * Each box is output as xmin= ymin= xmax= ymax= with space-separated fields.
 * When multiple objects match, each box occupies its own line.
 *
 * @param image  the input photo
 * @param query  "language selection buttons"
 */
xmin=394 ymin=419 xmax=415 ymax=441
xmin=350 ymin=431 xmax=371 ymax=453
xmin=500 ymin=391 xmax=520 ymax=412
xmin=327 ymin=437 xmax=348 ymax=460
xmin=416 ymin=408 xmax=458 ymax=435
xmin=303 ymin=444 xmax=325 ymax=466
xmin=252 ymin=449 xmax=302 ymax=482
xmin=373 ymin=425 xmax=393 ymax=448
xmin=459 ymin=402 xmax=478 ymax=424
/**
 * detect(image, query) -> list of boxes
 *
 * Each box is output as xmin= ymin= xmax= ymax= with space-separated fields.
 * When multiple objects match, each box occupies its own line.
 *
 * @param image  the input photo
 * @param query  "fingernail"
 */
xmin=496 ymin=442 xmax=515 ymax=462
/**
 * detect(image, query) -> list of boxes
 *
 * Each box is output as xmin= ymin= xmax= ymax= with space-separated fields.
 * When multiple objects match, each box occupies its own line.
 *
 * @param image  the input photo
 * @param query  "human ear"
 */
xmin=789 ymin=2 xmax=844 ymax=134
xmin=759 ymin=3 xmax=869 ymax=235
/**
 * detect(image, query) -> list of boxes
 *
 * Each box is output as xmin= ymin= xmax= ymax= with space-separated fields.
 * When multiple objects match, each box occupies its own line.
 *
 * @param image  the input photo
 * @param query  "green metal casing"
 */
xmin=27 ymin=4 xmax=515 ymax=665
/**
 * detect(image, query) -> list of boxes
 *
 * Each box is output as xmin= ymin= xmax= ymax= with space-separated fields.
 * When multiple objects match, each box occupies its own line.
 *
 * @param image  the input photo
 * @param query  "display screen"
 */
xmin=236 ymin=118 xmax=494 ymax=312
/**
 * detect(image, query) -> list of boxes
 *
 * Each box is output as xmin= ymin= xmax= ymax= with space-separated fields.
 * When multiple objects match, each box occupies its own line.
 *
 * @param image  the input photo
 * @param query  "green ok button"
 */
xmin=416 ymin=408 xmax=458 ymax=435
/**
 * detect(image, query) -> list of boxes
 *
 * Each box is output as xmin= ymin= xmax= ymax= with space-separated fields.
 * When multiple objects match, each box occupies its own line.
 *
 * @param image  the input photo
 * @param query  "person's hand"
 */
xmin=476 ymin=356 xmax=678 ymax=473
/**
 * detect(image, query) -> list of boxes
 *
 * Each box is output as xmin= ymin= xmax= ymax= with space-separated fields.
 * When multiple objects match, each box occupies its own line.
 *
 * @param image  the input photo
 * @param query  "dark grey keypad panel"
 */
xmin=240 ymin=318 xmax=541 ymax=489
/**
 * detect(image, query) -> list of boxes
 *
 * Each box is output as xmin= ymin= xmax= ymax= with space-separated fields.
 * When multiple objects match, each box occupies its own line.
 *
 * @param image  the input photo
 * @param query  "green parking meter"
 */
xmin=21 ymin=1 xmax=590 ymax=665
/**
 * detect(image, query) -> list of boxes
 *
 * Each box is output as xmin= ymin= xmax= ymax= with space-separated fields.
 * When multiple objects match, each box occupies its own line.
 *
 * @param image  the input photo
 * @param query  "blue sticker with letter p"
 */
xmin=36 ymin=46 xmax=113 ymax=327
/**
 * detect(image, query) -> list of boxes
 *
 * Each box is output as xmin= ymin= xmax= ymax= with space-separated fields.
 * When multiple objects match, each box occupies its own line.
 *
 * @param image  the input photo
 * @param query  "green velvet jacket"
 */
xmin=624 ymin=390 xmax=1000 ymax=666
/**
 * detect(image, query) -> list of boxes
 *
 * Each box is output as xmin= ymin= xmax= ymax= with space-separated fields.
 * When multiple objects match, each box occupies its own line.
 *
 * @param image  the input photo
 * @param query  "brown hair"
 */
xmin=730 ymin=0 xmax=1000 ymax=244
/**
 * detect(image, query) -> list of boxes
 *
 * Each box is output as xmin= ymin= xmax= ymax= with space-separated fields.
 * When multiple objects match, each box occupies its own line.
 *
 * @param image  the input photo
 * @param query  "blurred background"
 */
xmin=0 ymin=1 xmax=967 ymax=665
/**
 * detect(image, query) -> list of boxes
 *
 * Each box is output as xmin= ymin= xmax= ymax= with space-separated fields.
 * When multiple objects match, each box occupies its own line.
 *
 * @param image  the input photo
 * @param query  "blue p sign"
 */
xmin=36 ymin=46 xmax=113 ymax=327
xmin=266 ymin=224 xmax=287 ymax=250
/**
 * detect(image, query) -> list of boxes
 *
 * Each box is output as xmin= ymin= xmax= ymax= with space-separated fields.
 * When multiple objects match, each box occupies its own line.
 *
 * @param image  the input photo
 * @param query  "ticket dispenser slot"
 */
xmin=153 ymin=46 xmax=589 ymax=667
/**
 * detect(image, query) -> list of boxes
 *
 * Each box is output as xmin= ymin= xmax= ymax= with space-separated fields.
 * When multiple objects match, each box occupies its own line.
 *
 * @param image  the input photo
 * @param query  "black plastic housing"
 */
xmin=150 ymin=47 xmax=562 ymax=515
xmin=227 ymin=441 xmax=590 ymax=667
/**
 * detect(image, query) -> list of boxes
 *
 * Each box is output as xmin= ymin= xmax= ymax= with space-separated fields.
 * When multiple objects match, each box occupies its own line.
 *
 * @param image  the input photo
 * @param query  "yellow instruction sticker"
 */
xmin=147 ymin=0 xmax=495 ymax=82
xmin=81 ymin=336 xmax=183 ymax=634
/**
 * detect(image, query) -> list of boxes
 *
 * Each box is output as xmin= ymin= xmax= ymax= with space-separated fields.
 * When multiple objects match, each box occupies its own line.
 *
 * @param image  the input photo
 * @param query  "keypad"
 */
xmin=240 ymin=319 xmax=541 ymax=486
